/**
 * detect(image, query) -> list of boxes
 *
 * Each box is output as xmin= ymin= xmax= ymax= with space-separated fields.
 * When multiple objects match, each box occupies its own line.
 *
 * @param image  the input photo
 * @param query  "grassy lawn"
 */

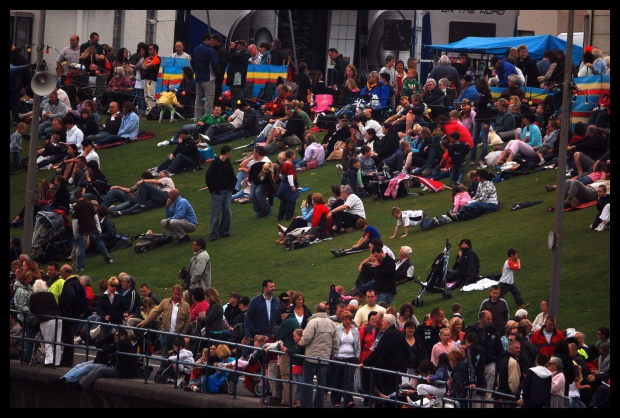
xmin=10 ymin=115 xmax=609 ymax=341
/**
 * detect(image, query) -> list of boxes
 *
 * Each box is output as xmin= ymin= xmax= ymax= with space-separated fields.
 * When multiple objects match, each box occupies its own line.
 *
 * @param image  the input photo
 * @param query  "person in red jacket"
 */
xmin=440 ymin=111 xmax=474 ymax=148
xmin=529 ymin=314 xmax=565 ymax=358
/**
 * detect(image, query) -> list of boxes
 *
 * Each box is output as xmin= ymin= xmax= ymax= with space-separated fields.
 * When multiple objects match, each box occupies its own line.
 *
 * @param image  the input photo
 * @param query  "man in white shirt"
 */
xmin=63 ymin=115 xmax=84 ymax=152
xmin=170 ymin=41 xmax=190 ymax=60
xmin=248 ymin=44 xmax=262 ymax=65
xmin=56 ymin=34 xmax=81 ymax=83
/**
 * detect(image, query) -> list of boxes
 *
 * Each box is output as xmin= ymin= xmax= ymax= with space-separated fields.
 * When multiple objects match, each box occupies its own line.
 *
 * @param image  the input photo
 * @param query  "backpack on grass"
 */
xmin=133 ymin=232 xmax=174 ymax=253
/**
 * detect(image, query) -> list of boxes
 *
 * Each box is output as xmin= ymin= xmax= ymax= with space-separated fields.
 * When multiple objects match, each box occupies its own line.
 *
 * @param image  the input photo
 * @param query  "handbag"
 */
xmin=89 ymin=325 xmax=101 ymax=340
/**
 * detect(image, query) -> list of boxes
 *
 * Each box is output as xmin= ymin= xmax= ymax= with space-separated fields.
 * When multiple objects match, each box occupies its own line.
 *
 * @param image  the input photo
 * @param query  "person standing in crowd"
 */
xmin=301 ymin=302 xmax=339 ymax=408
xmin=205 ymin=145 xmax=236 ymax=241
xmin=188 ymin=238 xmax=211 ymax=292
xmin=140 ymin=44 xmax=161 ymax=112
xmin=57 ymin=264 xmax=87 ymax=367
xmin=72 ymin=189 xmax=113 ymax=272
xmin=244 ymin=280 xmax=281 ymax=341
xmin=226 ymin=40 xmax=251 ymax=106
xmin=137 ymin=285 xmax=190 ymax=363
xmin=191 ymin=33 xmax=219 ymax=122
xmin=499 ymin=248 xmax=530 ymax=310
xmin=328 ymin=48 xmax=347 ymax=89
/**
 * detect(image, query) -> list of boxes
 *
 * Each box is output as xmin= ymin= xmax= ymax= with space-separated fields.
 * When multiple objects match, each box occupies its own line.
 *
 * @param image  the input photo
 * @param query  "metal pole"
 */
xmin=21 ymin=10 xmax=47 ymax=256
xmin=549 ymin=9 xmax=574 ymax=323
xmin=206 ymin=10 xmax=211 ymax=35
xmin=287 ymin=10 xmax=298 ymax=72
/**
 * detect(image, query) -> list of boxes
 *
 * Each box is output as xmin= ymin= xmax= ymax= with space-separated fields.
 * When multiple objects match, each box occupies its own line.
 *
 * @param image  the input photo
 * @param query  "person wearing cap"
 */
xmin=187 ymin=237 xmax=211 ymax=292
xmin=57 ymin=34 xmax=82 ymax=83
xmin=191 ymin=33 xmax=219 ymax=122
xmin=223 ymin=292 xmax=244 ymax=327
xmin=457 ymin=74 xmax=479 ymax=103
xmin=489 ymin=56 xmax=518 ymax=88
xmin=155 ymin=128 xmax=201 ymax=174
xmin=452 ymin=53 xmax=470 ymax=79
xmin=274 ymin=305 xmax=299 ymax=407
xmin=226 ymin=40 xmax=251 ymax=107
xmin=65 ymin=63 xmax=90 ymax=92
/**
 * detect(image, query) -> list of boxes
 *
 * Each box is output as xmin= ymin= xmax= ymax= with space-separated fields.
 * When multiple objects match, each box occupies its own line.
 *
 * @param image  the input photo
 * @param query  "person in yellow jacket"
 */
xmin=157 ymin=86 xmax=183 ymax=123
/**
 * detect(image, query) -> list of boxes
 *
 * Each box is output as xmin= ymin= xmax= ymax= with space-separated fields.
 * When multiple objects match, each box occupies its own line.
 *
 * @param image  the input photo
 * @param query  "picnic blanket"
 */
xmin=95 ymin=131 xmax=156 ymax=149
xmin=461 ymin=278 xmax=500 ymax=292
xmin=548 ymin=200 xmax=597 ymax=212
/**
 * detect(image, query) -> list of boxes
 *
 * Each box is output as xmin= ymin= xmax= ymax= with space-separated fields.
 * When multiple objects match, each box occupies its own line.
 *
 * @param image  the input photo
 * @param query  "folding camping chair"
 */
xmin=241 ymin=81 xmax=255 ymax=100
xmin=258 ymin=82 xmax=278 ymax=103
xmin=89 ymin=74 xmax=108 ymax=112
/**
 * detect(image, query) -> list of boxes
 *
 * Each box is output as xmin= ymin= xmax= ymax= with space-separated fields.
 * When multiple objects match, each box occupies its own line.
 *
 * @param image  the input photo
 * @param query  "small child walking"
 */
xmin=157 ymin=86 xmax=183 ymax=123
xmin=499 ymin=248 xmax=529 ymax=309
xmin=10 ymin=122 xmax=26 ymax=174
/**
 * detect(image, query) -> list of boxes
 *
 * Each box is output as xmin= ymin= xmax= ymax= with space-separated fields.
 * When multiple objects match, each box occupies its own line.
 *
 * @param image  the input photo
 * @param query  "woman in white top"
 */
xmin=291 ymin=291 xmax=312 ymax=329
xmin=328 ymin=311 xmax=360 ymax=408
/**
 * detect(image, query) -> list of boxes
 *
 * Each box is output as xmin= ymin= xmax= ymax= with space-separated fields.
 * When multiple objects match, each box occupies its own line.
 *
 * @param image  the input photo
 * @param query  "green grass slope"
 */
xmin=10 ymin=116 xmax=609 ymax=340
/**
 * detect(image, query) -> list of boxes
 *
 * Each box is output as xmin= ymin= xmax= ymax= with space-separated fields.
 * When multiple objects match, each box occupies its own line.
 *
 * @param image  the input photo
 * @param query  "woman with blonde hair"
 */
xmin=448 ymin=316 xmax=465 ymax=347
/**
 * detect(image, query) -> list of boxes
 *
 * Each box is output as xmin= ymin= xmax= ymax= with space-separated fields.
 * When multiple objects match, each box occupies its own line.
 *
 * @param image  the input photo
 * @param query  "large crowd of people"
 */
xmin=10 ymin=31 xmax=610 ymax=409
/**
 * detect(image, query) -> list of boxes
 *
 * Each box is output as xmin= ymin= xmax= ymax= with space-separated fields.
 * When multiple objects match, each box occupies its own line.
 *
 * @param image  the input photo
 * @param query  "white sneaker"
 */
xmin=538 ymin=159 xmax=546 ymax=166
xmin=336 ymin=164 xmax=343 ymax=171
xmin=595 ymin=223 xmax=609 ymax=232
xmin=199 ymin=134 xmax=210 ymax=143
xmin=157 ymin=140 xmax=170 ymax=148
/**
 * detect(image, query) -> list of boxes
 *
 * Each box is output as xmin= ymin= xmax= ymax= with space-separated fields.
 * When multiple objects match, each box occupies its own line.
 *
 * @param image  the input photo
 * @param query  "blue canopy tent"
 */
xmin=425 ymin=35 xmax=583 ymax=66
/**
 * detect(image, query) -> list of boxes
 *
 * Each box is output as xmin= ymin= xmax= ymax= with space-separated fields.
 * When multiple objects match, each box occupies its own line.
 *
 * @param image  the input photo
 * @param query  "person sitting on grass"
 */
xmin=276 ymin=193 xmax=313 ymax=244
xmin=155 ymin=129 xmax=201 ymax=175
xmin=452 ymin=169 xmax=498 ymax=220
xmin=331 ymin=218 xmax=380 ymax=257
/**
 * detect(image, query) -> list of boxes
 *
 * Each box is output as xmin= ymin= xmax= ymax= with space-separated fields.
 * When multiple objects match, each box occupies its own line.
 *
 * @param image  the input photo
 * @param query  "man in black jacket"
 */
xmin=371 ymin=245 xmax=397 ymax=306
xmin=208 ymin=34 xmax=228 ymax=108
xmin=516 ymin=354 xmax=552 ymax=408
xmin=205 ymin=145 xmax=237 ymax=241
xmin=328 ymin=47 xmax=347 ymax=89
xmin=466 ymin=310 xmax=504 ymax=407
xmin=57 ymin=264 xmax=87 ymax=366
xmin=226 ymin=40 xmax=251 ymax=106
xmin=363 ymin=313 xmax=410 ymax=406
xmin=270 ymin=39 xmax=288 ymax=66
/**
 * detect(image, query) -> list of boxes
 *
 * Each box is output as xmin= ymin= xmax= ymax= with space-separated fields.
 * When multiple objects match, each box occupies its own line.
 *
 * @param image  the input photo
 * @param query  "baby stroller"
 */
xmin=226 ymin=350 xmax=269 ymax=397
xmin=31 ymin=210 xmax=72 ymax=263
xmin=412 ymin=239 xmax=452 ymax=307
xmin=154 ymin=358 xmax=190 ymax=387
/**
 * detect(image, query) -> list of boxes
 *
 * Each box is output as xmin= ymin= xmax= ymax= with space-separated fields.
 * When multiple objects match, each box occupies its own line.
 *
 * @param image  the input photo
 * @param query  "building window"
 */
xmin=146 ymin=10 xmax=157 ymax=44
xmin=113 ymin=10 xmax=125 ymax=52
xmin=517 ymin=30 xmax=535 ymax=37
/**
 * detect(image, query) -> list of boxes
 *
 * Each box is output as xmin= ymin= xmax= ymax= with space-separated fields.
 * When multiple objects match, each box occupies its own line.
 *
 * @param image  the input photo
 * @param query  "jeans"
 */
xmin=302 ymin=361 xmax=329 ymax=408
xmin=377 ymin=293 xmax=396 ymax=306
xmin=450 ymin=163 xmax=465 ymax=186
xmin=210 ymin=129 xmax=245 ymax=145
xmin=292 ymin=373 xmax=303 ymax=402
xmin=21 ymin=320 xmax=37 ymax=363
xmin=414 ymin=147 xmax=442 ymax=173
xmin=195 ymin=80 xmax=215 ymax=121
xmin=499 ymin=282 xmax=525 ymax=306
xmin=157 ymin=153 xmax=198 ymax=174
xmin=87 ymin=132 xmax=113 ymax=145
xmin=134 ymin=88 xmax=146 ymax=115
xmin=169 ymin=123 xmax=200 ymax=144
xmin=136 ymin=182 xmax=168 ymax=207
xmin=250 ymin=183 xmax=271 ymax=217
xmin=329 ymin=357 xmax=357 ymax=405
xmin=96 ymin=134 xmax=130 ymax=146
xmin=471 ymin=121 xmax=489 ymax=163
xmin=11 ymin=151 xmax=21 ymax=173
xmin=62 ymin=360 xmax=104 ymax=382
xmin=80 ymin=365 xmax=117 ymax=389
xmin=209 ymin=190 xmax=233 ymax=239
xmin=102 ymin=188 xmax=135 ymax=212
xmin=76 ymin=232 xmax=111 ymax=270
xmin=461 ymin=201 xmax=498 ymax=217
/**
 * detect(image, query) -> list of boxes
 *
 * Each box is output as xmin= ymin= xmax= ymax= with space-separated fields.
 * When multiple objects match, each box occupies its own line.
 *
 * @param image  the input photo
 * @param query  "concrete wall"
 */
xmin=10 ymin=360 xmax=268 ymax=408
